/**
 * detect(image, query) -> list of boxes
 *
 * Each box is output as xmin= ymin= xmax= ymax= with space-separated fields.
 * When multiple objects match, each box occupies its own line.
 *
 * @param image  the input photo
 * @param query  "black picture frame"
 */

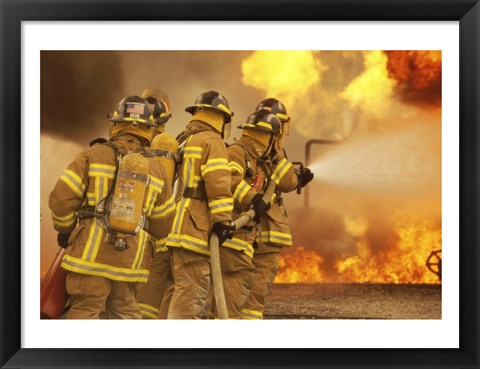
xmin=1 ymin=0 xmax=479 ymax=368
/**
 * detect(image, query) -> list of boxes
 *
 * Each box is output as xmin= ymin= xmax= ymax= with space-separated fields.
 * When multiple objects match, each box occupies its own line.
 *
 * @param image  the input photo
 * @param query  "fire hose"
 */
xmin=209 ymin=179 xmax=278 ymax=319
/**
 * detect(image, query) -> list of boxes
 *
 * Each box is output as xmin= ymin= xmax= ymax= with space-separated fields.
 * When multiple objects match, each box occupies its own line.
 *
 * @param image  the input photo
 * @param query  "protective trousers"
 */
xmin=167 ymin=248 xmax=211 ymax=319
xmin=136 ymin=249 xmax=174 ymax=319
xmin=210 ymin=247 xmax=255 ymax=319
xmin=65 ymin=272 xmax=141 ymax=319
xmin=241 ymin=243 xmax=282 ymax=320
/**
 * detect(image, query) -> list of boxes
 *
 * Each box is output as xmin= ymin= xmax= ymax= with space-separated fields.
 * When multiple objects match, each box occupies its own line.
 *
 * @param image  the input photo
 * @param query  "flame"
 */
xmin=275 ymin=211 xmax=441 ymax=284
xmin=384 ymin=51 xmax=442 ymax=107
xmin=274 ymin=246 xmax=326 ymax=283
xmin=335 ymin=211 xmax=441 ymax=283
xmin=241 ymin=51 xmax=324 ymax=108
xmin=340 ymin=51 xmax=397 ymax=117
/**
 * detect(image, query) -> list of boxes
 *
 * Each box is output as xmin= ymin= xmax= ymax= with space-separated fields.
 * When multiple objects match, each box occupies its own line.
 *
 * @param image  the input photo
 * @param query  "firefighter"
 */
xmin=166 ymin=90 xmax=235 ymax=319
xmin=135 ymin=88 xmax=177 ymax=319
xmin=214 ymin=110 xmax=283 ymax=318
xmin=49 ymin=95 xmax=176 ymax=319
xmin=241 ymin=98 xmax=314 ymax=320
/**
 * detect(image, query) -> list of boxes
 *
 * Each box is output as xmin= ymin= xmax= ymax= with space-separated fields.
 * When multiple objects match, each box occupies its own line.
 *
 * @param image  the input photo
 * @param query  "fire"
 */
xmin=241 ymin=51 xmax=324 ymax=108
xmin=340 ymin=51 xmax=397 ymax=117
xmin=276 ymin=212 xmax=441 ymax=284
xmin=335 ymin=212 xmax=441 ymax=283
xmin=274 ymin=246 xmax=326 ymax=283
xmin=384 ymin=51 xmax=442 ymax=107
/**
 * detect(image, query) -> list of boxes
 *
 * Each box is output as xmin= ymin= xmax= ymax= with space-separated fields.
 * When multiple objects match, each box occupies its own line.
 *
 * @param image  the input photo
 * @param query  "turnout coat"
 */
xmin=166 ymin=120 xmax=233 ymax=256
xmin=49 ymin=134 xmax=175 ymax=283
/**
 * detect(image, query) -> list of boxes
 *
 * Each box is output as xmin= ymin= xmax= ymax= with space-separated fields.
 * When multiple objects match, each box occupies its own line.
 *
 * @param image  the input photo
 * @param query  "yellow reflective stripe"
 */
xmin=60 ymin=169 xmax=85 ymax=197
xmin=216 ymin=103 xmax=232 ymax=115
xmin=167 ymin=234 xmax=210 ymax=255
xmin=144 ymin=187 xmax=156 ymax=216
xmin=155 ymin=238 xmax=168 ymax=253
xmin=51 ymin=211 xmax=76 ymax=228
xmin=183 ymin=146 xmax=202 ymax=159
xmin=201 ymin=158 xmax=229 ymax=176
xmin=149 ymin=175 xmax=165 ymax=193
xmin=241 ymin=308 xmax=263 ymax=319
xmin=87 ymin=192 xmax=95 ymax=206
xmin=171 ymin=198 xmax=191 ymax=235
xmin=276 ymin=113 xmax=289 ymax=121
xmin=151 ymin=195 xmax=176 ymax=219
xmin=82 ymin=219 xmax=104 ymax=261
xmin=185 ymin=155 xmax=195 ymax=187
xmin=61 ymin=254 xmax=149 ymax=282
xmin=271 ymin=158 xmax=292 ymax=184
xmin=257 ymin=121 xmax=272 ymax=130
xmin=222 ymin=237 xmax=254 ymax=258
xmin=233 ymin=180 xmax=251 ymax=204
xmin=258 ymin=230 xmax=292 ymax=245
xmin=122 ymin=117 xmax=150 ymax=123
xmin=209 ymin=198 xmax=233 ymax=215
xmin=228 ymin=161 xmax=244 ymax=174
xmin=94 ymin=176 xmax=109 ymax=205
xmin=133 ymin=231 xmax=147 ymax=270
xmin=138 ymin=303 xmax=159 ymax=319
xmin=89 ymin=163 xmax=116 ymax=178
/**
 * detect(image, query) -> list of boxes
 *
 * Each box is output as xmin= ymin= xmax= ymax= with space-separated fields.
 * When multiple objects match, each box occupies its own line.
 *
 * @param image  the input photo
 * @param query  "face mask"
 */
xmin=222 ymin=122 xmax=231 ymax=139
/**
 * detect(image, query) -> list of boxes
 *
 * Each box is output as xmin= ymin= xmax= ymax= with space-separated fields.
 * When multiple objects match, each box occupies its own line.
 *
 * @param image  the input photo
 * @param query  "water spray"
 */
xmin=303 ymin=139 xmax=343 ymax=209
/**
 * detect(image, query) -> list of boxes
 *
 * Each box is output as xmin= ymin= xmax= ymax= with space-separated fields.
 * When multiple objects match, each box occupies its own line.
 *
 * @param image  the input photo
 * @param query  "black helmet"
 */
xmin=255 ymin=98 xmax=290 ymax=123
xmin=145 ymin=96 xmax=172 ymax=125
xmin=109 ymin=95 xmax=156 ymax=127
xmin=238 ymin=110 xmax=282 ymax=134
xmin=185 ymin=90 xmax=234 ymax=123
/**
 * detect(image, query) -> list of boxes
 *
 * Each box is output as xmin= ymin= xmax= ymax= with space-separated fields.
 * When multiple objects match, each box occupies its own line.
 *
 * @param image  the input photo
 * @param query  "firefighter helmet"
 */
xmin=109 ymin=95 xmax=156 ymax=127
xmin=145 ymin=96 xmax=172 ymax=126
xmin=255 ymin=98 xmax=290 ymax=123
xmin=185 ymin=91 xmax=234 ymax=123
xmin=238 ymin=110 xmax=282 ymax=135
xmin=141 ymin=88 xmax=171 ymax=111
xmin=141 ymin=88 xmax=172 ymax=125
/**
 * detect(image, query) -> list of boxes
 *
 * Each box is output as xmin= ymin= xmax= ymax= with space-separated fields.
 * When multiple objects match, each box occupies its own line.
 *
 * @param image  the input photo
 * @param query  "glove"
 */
xmin=251 ymin=193 xmax=271 ymax=222
xmin=299 ymin=168 xmax=314 ymax=188
xmin=212 ymin=222 xmax=236 ymax=246
xmin=57 ymin=232 xmax=71 ymax=249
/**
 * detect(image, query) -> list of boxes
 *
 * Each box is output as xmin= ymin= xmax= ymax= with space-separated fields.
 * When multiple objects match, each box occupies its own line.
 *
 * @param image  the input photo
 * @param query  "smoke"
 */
xmin=117 ymin=50 xmax=262 ymax=142
xmin=385 ymin=51 xmax=442 ymax=108
xmin=41 ymin=51 xmax=125 ymax=143
xmin=41 ymin=50 xmax=443 ymax=283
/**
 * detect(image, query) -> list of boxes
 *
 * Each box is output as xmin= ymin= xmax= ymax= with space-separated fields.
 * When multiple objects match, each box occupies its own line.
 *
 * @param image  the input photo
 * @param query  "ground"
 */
xmin=264 ymin=284 xmax=441 ymax=319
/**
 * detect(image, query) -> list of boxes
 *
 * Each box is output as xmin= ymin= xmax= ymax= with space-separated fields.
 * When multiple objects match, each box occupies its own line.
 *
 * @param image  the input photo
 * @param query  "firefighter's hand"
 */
xmin=212 ymin=221 xmax=236 ymax=246
xmin=57 ymin=232 xmax=71 ymax=248
xmin=299 ymin=168 xmax=314 ymax=187
xmin=251 ymin=193 xmax=271 ymax=222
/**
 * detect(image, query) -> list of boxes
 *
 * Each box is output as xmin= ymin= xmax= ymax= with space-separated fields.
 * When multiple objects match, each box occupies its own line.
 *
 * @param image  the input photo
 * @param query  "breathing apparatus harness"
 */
xmin=76 ymin=141 xmax=151 ymax=251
